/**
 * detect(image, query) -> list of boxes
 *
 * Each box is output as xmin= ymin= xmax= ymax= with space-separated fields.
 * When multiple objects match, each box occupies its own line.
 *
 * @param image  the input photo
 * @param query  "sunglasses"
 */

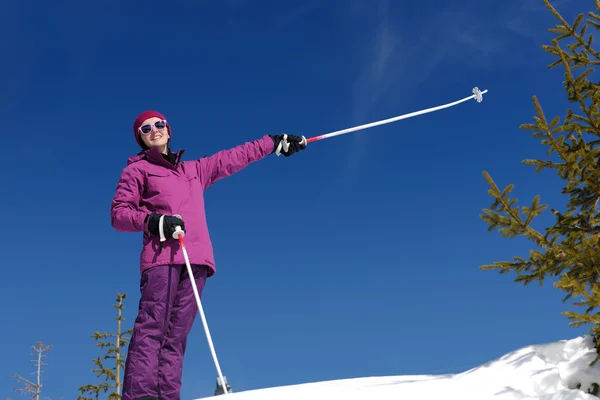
xmin=138 ymin=120 xmax=167 ymax=136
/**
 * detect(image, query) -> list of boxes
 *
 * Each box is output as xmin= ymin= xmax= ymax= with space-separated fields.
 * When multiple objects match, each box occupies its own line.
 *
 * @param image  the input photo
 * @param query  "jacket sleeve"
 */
xmin=197 ymin=134 xmax=274 ymax=189
xmin=111 ymin=166 xmax=148 ymax=232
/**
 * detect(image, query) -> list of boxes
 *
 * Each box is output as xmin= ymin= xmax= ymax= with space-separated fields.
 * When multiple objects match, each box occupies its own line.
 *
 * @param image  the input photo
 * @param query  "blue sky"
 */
xmin=0 ymin=0 xmax=586 ymax=398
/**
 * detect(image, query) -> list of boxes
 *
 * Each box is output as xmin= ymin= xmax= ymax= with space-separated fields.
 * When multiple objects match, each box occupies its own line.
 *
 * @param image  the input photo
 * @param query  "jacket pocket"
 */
xmin=145 ymin=171 xmax=170 ymax=197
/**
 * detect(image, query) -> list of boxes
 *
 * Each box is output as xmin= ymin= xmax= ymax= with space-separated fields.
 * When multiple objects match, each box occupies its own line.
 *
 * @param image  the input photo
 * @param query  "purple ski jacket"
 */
xmin=110 ymin=134 xmax=275 ymax=277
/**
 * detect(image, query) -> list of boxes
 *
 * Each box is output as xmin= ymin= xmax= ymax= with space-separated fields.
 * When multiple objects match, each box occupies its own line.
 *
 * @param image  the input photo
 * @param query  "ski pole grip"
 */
xmin=172 ymin=214 xmax=185 ymax=239
xmin=173 ymin=225 xmax=185 ymax=239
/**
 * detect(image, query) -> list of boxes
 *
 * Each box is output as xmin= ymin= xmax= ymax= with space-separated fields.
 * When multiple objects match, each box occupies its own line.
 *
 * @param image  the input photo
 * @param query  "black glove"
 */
xmin=147 ymin=213 xmax=185 ymax=240
xmin=270 ymin=134 xmax=307 ymax=157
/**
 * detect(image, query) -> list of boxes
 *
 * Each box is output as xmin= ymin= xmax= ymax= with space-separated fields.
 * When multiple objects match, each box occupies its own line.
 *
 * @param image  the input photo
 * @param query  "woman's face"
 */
xmin=139 ymin=117 xmax=170 ymax=150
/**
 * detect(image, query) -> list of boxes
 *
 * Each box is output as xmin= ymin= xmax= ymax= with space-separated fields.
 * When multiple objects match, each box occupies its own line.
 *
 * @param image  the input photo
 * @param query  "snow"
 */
xmin=195 ymin=336 xmax=600 ymax=400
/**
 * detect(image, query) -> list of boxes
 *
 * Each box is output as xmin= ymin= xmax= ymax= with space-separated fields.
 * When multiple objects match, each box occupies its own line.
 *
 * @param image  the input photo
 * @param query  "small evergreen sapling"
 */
xmin=8 ymin=341 xmax=59 ymax=400
xmin=78 ymin=292 xmax=133 ymax=400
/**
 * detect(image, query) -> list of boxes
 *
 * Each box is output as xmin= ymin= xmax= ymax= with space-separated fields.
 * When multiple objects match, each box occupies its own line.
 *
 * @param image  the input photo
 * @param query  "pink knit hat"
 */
xmin=133 ymin=110 xmax=170 ymax=148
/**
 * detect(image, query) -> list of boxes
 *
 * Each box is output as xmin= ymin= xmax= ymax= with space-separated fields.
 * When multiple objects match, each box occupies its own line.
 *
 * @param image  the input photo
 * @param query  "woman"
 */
xmin=110 ymin=110 xmax=306 ymax=400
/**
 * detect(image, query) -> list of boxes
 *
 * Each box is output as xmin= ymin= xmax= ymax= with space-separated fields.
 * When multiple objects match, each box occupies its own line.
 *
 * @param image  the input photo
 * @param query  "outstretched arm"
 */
xmin=111 ymin=167 xmax=148 ymax=232
xmin=197 ymin=134 xmax=276 ymax=189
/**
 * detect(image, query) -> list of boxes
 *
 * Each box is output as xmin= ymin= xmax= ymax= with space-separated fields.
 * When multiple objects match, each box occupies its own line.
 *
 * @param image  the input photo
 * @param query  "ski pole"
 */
xmin=172 ymin=225 xmax=229 ymax=395
xmin=305 ymin=86 xmax=487 ymax=143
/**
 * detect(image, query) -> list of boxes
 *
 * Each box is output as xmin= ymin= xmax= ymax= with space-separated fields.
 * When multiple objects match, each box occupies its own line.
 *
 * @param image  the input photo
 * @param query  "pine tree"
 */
xmin=77 ymin=292 xmax=133 ymax=400
xmin=8 ymin=341 xmax=59 ymax=400
xmin=481 ymin=0 xmax=600 ymax=365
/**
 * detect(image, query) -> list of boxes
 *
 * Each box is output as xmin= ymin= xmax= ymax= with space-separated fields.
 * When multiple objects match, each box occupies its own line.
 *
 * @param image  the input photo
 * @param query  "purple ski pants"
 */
xmin=121 ymin=264 xmax=209 ymax=400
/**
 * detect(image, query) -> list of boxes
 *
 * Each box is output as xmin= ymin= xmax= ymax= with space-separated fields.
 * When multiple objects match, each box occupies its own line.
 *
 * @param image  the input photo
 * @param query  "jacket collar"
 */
xmin=127 ymin=147 xmax=186 ymax=170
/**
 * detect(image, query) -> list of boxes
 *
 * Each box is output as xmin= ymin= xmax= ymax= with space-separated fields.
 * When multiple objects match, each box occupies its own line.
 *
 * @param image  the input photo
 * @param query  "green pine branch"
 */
xmin=481 ymin=0 xmax=600 ymax=369
xmin=77 ymin=293 xmax=133 ymax=400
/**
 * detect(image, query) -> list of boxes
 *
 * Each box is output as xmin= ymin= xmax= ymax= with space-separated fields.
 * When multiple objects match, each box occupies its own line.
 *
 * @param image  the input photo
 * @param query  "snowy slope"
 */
xmin=195 ymin=336 xmax=600 ymax=400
